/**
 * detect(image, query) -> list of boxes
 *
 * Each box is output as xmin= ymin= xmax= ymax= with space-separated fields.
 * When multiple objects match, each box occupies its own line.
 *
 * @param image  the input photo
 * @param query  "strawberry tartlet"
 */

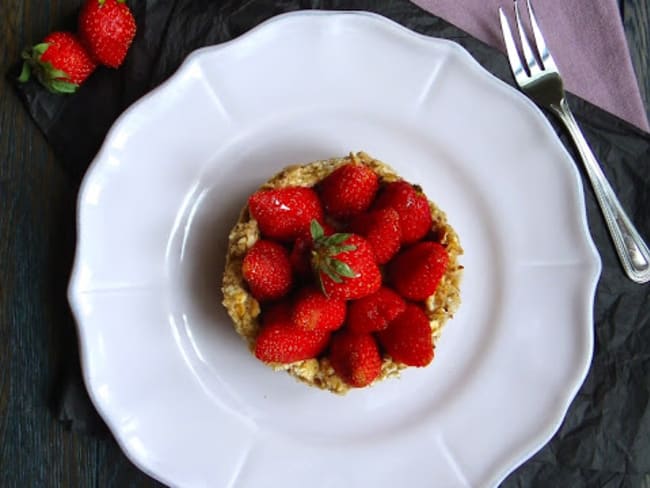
xmin=222 ymin=152 xmax=463 ymax=394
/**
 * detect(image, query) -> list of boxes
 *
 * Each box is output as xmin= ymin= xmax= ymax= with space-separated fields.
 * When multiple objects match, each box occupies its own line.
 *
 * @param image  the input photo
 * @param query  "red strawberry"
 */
xmin=373 ymin=181 xmax=432 ymax=244
xmin=78 ymin=0 xmax=136 ymax=68
xmin=347 ymin=287 xmax=406 ymax=334
xmin=319 ymin=163 xmax=379 ymax=219
xmin=328 ymin=331 xmax=382 ymax=387
xmin=389 ymin=241 xmax=449 ymax=301
xmin=19 ymin=32 xmax=97 ymax=93
xmin=242 ymin=240 xmax=292 ymax=301
xmin=349 ymin=208 xmax=401 ymax=264
xmin=255 ymin=303 xmax=330 ymax=363
xmin=290 ymin=222 xmax=335 ymax=278
xmin=249 ymin=187 xmax=324 ymax=242
xmin=310 ymin=221 xmax=381 ymax=300
xmin=377 ymin=303 xmax=434 ymax=367
xmin=291 ymin=287 xmax=346 ymax=332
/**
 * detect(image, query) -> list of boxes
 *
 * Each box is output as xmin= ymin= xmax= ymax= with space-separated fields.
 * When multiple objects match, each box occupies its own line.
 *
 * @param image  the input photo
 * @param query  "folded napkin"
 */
xmin=12 ymin=0 xmax=650 ymax=486
xmin=413 ymin=0 xmax=650 ymax=132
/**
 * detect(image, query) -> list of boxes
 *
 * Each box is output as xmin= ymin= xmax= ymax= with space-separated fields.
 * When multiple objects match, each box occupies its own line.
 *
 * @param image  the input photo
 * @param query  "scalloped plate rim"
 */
xmin=68 ymin=10 xmax=602 ymax=488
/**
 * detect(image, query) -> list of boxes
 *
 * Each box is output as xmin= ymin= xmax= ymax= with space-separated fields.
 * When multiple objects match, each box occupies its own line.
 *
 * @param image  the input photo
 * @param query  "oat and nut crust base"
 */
xmin=222 ymin=152 xmax=463 ymax=394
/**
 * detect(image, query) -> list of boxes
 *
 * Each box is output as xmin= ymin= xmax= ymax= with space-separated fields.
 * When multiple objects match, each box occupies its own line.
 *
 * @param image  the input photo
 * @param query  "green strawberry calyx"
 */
xmin=310 ymin=220 xmax=359 ymax=294
xmin=18 ymin=43 xmax=79 ymax=94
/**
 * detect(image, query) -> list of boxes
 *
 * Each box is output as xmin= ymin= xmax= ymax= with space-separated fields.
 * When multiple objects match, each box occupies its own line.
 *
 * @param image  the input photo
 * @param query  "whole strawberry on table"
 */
xmin=222 ymin=152 xmax=463 ymax=394
xmin=19 ymin=0 xmax=136 ymax=94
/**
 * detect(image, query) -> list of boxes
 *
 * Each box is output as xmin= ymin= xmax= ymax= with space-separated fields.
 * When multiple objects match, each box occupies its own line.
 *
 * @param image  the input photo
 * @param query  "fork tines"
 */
xmin=498 ymin=0 xmax=558 ymax=80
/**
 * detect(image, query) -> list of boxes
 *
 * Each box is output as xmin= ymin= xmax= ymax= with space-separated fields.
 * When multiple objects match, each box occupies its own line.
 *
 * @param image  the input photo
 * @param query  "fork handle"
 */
xmin=550 ymin=98 xmax=650 ymax=284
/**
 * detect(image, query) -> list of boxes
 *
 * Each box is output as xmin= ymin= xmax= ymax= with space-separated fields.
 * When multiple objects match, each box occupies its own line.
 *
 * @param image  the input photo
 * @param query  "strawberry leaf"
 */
xmin=18 ymin=62 xmax=31 ymax=82
xmin=331 ymin=259 xmax=356 ymax=278
xmin=48 ymin=68 xmax=71 ymax=80
xmin=32 ymin=43 xmax=49 ymax=57
xmin=320 ymin=260 xmax=342 ymax=283
xmin=327 ymin=244 xmax=356 ymax=256
xmin=48 ymin=80 xmax=78 ymax=94
xmin=322 ymin=233 xmax=352 ymax=246
xmin=311 ymin=223 xmax=360 ymax=293
xmin=325 ymin=271 xmax=343 ymax=284
xmin=310 ymin=220 xmax=324 ymax=241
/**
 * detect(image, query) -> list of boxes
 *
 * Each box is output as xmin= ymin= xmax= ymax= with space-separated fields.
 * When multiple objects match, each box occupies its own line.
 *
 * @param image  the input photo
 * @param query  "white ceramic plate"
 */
xmin=68 ymin=11 xmax=601 ymax=488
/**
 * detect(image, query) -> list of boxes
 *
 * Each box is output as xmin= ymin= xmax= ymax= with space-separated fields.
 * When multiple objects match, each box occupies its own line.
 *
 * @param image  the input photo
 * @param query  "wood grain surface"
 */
xmin=0 ymin=0 xmax=162 ymax=486
xmin=0 ymin=1 xmax=648 ymax=487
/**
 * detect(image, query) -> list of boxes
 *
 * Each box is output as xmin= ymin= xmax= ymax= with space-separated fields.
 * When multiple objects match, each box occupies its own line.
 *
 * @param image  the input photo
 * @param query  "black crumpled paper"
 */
xmin=13 ymin=0 xmax=650 ymax=486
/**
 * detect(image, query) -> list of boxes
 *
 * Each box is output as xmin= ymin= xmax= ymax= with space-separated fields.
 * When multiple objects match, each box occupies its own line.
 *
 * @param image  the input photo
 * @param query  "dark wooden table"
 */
xmin=1 ymin=1 xmax=648 ymax=486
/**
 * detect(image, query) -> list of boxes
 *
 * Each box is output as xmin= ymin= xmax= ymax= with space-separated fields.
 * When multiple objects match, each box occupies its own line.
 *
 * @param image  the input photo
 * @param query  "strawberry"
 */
xmin=242 ymin=240 xmax=293 ymax=301
xmin=291 ymin=286 xmax=346 ymax=332
xmin=248 ymin=187 xmax=324 ymax=242
xmin=255 ymin=302 xmax=330 ymax=364
xmin=349 ymin=208 xmax=401 ymax=264
xmin=347 ymin=287 xmax=406 ymax=334
xmin=19 ymin=32 xmax=97 ymax=93
xmin=78 ymin=0 xmax=136 ymax=68
xmin=388 ymin=241 xmax=449 ymax=301
xmin=290 ymin=222 xmax=334 ymax=278
xmin=310 ymin=221 xmax=381 ymax=300
xmin=328 ymin=331 xmax=382 ymax=387
xmin=373 ymin=180 xmax=432 ymax=244
xmin=377 ymin=303 xmax=434 ymax=367
xmin=319 ymin=163 xmax=379 ymax=219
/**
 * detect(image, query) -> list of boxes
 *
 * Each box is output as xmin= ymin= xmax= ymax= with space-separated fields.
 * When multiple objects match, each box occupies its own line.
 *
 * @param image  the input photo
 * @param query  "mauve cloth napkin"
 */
xmin=412 ymin=0 xmax=650 ymax=132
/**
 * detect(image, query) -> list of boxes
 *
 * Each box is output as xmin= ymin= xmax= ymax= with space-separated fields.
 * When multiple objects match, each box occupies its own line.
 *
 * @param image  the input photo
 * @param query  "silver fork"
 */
xmin=498 ymin=0 xmax=650 ymax=284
